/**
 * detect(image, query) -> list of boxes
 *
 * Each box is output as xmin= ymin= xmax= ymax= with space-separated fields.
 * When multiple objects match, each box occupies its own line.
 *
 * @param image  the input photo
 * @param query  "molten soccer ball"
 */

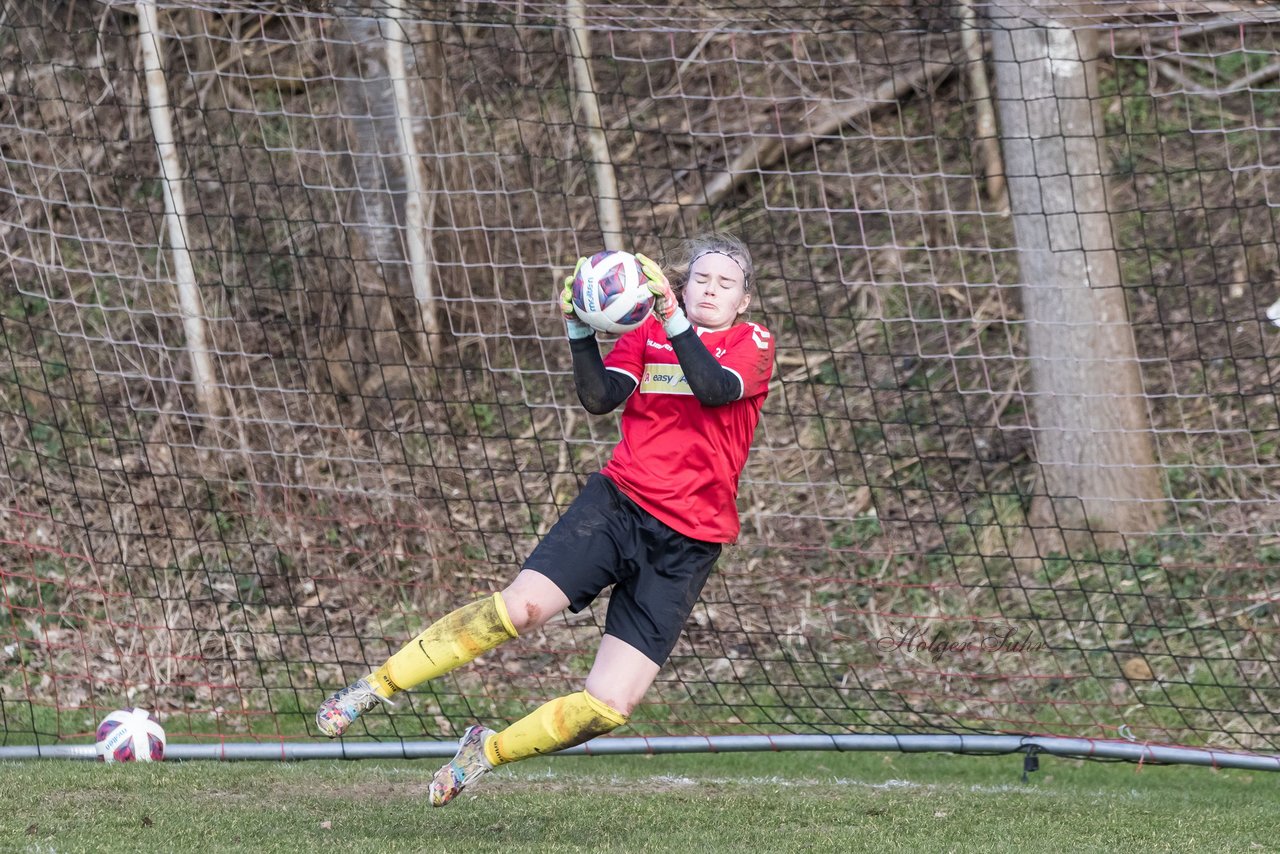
xmin=571 ymin=250 xmax=655 ymax=335
xmin=95 ymin=708 xmax=166 ymax=763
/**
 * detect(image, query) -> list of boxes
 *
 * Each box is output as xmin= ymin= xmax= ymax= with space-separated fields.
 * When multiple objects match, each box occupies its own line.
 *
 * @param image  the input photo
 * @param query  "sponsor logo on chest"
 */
xmin=640 ymin=363 xmax=693 ymax=395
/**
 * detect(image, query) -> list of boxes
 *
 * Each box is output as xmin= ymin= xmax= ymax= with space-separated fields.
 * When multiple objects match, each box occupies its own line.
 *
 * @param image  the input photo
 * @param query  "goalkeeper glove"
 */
xmin=636 ymin=252 xmax=690 ymax=337
xmin=560 ymin=257 xmax=595 ymax=340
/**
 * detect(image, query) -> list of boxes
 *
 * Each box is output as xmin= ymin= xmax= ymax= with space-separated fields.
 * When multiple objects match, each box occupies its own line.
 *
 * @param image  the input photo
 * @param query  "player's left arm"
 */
xmin=669 ymin=323 xmax=773 ymax=406
xmin=635 ymin=251 xmax=772 ymax=406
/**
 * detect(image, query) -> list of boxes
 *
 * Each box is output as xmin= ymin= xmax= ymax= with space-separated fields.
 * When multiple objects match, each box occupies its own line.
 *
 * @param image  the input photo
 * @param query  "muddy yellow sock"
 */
xmin=484 ymin=690 xmax=627 ymax=767
xmin=368 ymin=593 xmax=517 ymax=699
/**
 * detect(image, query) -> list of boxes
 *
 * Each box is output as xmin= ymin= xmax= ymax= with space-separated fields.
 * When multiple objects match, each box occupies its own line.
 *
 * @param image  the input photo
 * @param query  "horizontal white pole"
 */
xmin=2 ymin=734 xmax=1278 ymax=772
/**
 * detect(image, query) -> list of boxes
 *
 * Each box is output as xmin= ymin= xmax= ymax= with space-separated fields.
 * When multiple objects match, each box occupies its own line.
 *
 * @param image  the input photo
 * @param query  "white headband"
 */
xmin=691 ymin=250 xmax=750 ymax=290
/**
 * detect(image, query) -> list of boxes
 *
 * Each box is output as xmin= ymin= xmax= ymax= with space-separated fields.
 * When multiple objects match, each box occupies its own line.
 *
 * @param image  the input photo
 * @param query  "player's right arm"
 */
xmin=570 ymin=337 xmax=636 ymax=414
xmin=560 ymin=262 xmax=637 ymax=414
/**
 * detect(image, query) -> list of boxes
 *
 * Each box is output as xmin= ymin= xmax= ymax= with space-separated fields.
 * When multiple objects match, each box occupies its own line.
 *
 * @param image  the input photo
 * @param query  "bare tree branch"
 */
xmin=959 ymin=0 xmax=1006 ymax=206
xmin=652 ymin=58 xmax=953 ymax=219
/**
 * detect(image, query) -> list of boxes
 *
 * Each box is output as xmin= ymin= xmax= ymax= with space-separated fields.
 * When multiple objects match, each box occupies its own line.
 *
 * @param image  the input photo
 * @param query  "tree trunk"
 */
xmin=989 ymin=16 xmax=1165 ymax=541
xmin=382 ymin=0 xmax=441 ymax=346
xmin=326 ymin=12 xmax=423 ymax=408
xmin=565 ymin=0 xmax=623 ymax=249
xmin=137 ymin=0 xmax=223 ymax=419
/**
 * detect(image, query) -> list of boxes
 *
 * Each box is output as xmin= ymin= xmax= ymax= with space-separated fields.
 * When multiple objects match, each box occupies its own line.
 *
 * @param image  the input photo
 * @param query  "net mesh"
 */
xmin=2 ymin=0 xmax=1280 ymax=754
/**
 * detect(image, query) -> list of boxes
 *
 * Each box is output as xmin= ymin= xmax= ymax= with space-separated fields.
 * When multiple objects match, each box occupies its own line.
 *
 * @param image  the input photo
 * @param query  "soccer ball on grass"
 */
xmin=95 ymin=707 xmax=166 ymax=763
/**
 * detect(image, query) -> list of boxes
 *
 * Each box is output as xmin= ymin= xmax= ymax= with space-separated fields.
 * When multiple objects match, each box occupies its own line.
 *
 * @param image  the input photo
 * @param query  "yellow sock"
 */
xmin=484 ymin=690 xmax=627 ymax=767
xmin=367 ymin=592 xmax=518 ymax=698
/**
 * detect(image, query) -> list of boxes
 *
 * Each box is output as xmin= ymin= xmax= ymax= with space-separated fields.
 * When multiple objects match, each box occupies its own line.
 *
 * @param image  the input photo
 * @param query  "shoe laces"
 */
xmin=336 ymin=679 xmax=396 ymax=713
xmin=453 ymin=727 xmax=492 ymax=782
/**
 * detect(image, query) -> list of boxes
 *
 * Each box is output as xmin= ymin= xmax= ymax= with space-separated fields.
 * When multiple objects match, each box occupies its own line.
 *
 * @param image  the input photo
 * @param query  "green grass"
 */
xmin=1 ymin=750 xmax=1275 ymax=853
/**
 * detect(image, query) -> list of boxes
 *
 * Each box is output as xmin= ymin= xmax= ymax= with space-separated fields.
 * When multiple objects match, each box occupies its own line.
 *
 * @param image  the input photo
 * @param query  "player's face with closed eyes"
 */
xmin=682 ymin=253 xmax=750 ymax=332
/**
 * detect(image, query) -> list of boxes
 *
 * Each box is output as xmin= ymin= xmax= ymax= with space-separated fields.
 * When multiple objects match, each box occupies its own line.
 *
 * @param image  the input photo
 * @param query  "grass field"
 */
xmin=3 ymin=749 xmax=1276 ymax=853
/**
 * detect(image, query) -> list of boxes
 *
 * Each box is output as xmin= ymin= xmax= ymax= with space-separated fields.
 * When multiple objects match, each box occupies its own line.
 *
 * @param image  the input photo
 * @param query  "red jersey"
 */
xmin=600 ymin=314 xmax=774 ymax=543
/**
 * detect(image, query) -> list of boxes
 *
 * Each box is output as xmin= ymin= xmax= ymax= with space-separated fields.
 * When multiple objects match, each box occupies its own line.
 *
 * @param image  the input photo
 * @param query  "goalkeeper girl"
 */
xmin=317 ymin=233 xmax=774 ymax=807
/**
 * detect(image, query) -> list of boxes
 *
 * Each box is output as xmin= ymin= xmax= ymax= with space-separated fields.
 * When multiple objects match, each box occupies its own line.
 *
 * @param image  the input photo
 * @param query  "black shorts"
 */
xmin=523 ymin=473 xmax=721 ymax=666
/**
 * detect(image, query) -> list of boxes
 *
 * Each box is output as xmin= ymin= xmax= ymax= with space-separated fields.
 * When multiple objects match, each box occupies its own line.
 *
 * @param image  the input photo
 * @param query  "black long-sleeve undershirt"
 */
xmin=570 ymin=326 xmax=743 ymax=414
xmin=570 ymin=335 xmax=635 ymax=414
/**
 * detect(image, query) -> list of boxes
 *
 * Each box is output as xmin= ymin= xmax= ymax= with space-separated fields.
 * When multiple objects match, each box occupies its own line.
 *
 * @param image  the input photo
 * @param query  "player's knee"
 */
xmin=584 ymin=688 xmax=641 ymax=718
xmin=499 ymin=584 xmax=549 ymax=633
xmin=501 ymin=569 xmax=571 ymax=633
xmin=510 ymin=599 xmax=546 ymax=633
xmin=599 ymin=696 xmax=635 ymax=717
xmin=582 ymin=690 xmax=631 ymax=725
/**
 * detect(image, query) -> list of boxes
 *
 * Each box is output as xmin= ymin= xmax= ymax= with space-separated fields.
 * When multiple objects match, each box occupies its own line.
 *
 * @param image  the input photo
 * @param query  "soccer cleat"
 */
xmin=429 ymin=724 xmax=494 ymax=807
xmin=315 ymin=677 xmax=392 ymax=738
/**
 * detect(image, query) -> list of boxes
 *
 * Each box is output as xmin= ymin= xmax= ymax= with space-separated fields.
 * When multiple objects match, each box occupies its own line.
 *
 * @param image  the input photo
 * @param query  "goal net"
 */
xmin=3 ymin=0 xmax=1280 ymax=760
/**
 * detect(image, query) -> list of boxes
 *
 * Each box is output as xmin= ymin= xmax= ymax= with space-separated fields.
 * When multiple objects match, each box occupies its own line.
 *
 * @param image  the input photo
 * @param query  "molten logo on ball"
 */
xmin=571 ymin=250 xmax=655 ymax=335
xmin=95 ymin=708 xmax=166 ymax=763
